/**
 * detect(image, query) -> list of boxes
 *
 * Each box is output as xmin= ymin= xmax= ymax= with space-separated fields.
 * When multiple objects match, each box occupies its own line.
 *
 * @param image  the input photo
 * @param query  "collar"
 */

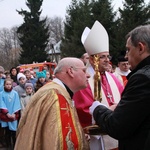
xmin=63 ymin=83 xmax=73 ymax=99
xmin=4 ymin=87 xmax=13 ymax=92
xmin=115 ymin=67 xmax=130 ymax=76
xmin=127 ymin=55 xmax=150 ymax=79
xmin=53 ymin=78 xmax=73 ymax=98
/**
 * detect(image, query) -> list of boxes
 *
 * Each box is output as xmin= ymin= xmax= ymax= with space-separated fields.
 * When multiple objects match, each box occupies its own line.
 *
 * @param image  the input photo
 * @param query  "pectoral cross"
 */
xmin=107 ymin=92 xmax=113 ymax=103
xmin=61 ymin=103 xmax=70 ymax=117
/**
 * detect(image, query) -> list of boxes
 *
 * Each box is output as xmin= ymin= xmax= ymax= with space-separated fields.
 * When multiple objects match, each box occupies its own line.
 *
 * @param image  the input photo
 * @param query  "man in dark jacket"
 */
xmin=89 ymin=24 xmax=150 ymax=150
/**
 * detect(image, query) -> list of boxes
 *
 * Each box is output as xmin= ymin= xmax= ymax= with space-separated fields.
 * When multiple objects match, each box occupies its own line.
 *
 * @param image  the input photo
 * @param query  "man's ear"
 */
xmin=138 ymin=42 xmax=145 ymax=54
xmin=66 ymin=67 xmax=74 ymax=78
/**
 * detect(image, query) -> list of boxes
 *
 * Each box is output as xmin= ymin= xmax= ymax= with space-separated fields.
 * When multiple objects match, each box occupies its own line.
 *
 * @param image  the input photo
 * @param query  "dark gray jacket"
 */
xmin=93 ymin=55 xmax=150 ymax=150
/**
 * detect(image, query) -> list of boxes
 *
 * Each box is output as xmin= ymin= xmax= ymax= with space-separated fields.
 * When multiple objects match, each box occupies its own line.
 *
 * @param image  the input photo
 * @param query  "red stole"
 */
xmin=101 ymin=74 xmax=114 ymax=106
xmin=58 ymin=94 xmax=79 ymax=149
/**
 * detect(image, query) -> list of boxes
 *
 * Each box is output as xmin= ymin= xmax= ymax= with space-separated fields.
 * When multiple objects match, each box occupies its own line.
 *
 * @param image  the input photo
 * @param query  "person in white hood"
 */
xmin=13 ymin=73 xmax=27 ymax=98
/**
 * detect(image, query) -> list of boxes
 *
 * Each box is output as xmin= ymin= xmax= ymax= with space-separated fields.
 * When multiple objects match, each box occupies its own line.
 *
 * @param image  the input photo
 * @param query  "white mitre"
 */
xmin=81 ymin=27 xmax=91 ymax=44
xmin=82 ymin=20 xmax=109 ymax=55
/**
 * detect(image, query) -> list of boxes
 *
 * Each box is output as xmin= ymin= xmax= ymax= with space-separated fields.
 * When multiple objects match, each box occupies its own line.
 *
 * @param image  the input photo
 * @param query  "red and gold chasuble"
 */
xmin=15 ymin=82 xmax=89 ymax=150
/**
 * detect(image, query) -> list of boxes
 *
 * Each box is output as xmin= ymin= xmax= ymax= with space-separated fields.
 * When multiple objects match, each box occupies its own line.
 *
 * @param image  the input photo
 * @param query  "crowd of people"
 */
xmin=0 ymin=21 xmax=150 ymax=150
xmin=0 ymin=66 xmax=52 ymax=149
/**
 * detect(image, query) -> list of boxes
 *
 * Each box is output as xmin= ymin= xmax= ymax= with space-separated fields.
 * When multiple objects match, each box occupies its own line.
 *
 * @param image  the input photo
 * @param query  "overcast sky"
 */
xmin=0 ymin=0 xmax=149 ymax=29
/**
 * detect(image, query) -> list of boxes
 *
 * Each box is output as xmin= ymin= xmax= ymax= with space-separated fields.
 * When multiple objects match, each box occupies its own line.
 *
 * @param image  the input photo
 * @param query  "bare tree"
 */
xmin=0 ymin=27 xmax=21 ymax=70
xmin=47 ymin=16 xmax=64 ymax=45
xmin=10 ymin=27 xmax=21 ymax=66
xmin=45 ymin=16 xmax=64 ymax=62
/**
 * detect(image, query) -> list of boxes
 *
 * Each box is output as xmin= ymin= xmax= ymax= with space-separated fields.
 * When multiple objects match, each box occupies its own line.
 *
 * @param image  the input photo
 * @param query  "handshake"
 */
xmin=85 ymin=101 xmax=117 ymax=135
xmin=89 ymin=101 xmax=117 ymax=124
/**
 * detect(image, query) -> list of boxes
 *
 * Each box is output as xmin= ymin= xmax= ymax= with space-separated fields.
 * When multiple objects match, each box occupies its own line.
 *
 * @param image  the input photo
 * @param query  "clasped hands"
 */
xmin=6 ymin=113 xmax=16 ymax=120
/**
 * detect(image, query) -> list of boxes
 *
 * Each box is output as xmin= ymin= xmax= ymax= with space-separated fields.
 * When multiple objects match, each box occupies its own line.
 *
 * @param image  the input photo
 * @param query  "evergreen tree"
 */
xmin=17 ymin=0 xmax=49 ymax=64
xmin=115 ymin=0 xmax=150 ymax=63
xmin=61 ymin=0 xmax=118 ymax=59
xmin=62 ymin=0 xmax=149 ymax=63
xmin=91 ymin=0 xmax=118 ymax=63
xmin=61 ymin=0 xmax=92 ymax=58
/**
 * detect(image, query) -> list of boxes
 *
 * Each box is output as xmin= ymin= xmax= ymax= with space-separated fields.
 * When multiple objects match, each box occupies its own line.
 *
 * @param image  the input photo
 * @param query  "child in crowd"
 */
xmin=5 ymin=71 xmax=17 ymax=87
xmin=13 ymin=73 xmax=27 ymax=98
xmin=45 ymin=71 xmax=52 ymax=82
xmin=23 ymin=69 xmax=37 ymax=88
xmin=4 ymin=71 xmax=11 ymax=79
xmin=20 ymin=83 xmax=34 ymax=112
xmin=10 ymin=67 xmax=19 ymax=85
xmin=0 ymin=79 xmax=21 ymax=148
xmin=35 ymin=70 xmax=47 ymax=92
xmin=0 ymin=66 xmax=5 ymax=92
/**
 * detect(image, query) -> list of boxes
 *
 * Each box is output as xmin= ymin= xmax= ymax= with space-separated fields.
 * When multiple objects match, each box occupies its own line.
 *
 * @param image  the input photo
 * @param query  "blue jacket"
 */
xmin=0 ymin=77 xmax=5 ymax=92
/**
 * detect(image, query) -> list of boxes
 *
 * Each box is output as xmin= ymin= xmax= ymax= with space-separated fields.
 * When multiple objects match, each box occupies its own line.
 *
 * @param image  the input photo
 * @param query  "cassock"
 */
xmin=15 ymin=78 xmax=89 ymax=150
